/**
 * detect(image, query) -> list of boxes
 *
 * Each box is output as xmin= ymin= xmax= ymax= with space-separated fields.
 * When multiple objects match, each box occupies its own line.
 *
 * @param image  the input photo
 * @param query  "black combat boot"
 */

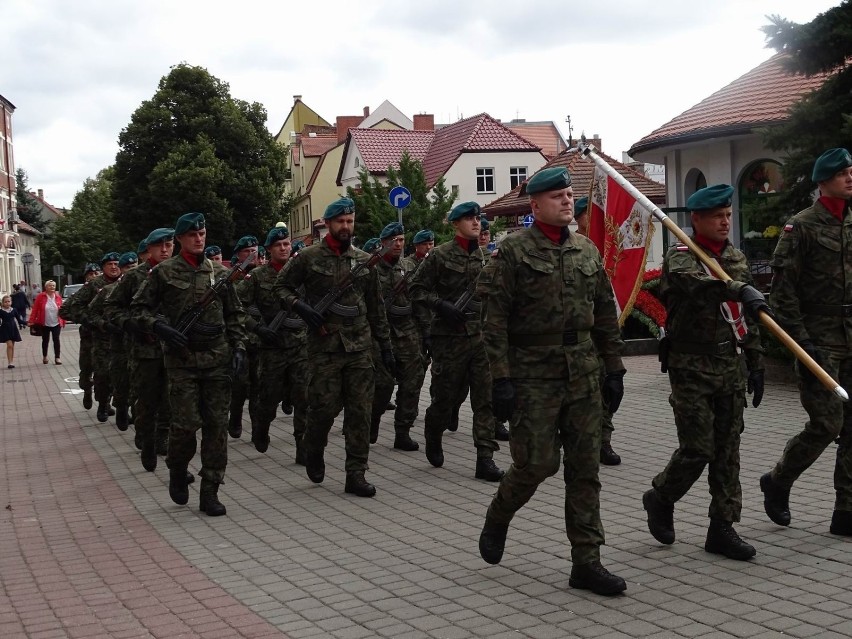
xmin=294 ymin=439 xmax=306 ymax=466
xmin=479 ymin=518 xmax=509 ymax=565
xmin=393 ymin=432 xmax=419 ymax=451
xmin=107 ymin=405 xmax=116 ymax=416
xmin=569 ymin=560 xmax=627 ymax=595
xmin=168 ymin=466 xmax=189 ymax=505
xmin=305 ymin=449 xmax=325 ymax=483
xmin=642 ymin=489 xmax=675 ymax=545
xmin=386 ymin=400 xmax=396 ymax=411
xmin=228 ymin=412 xmax=242 ymax=439
xmin=369 ymin=415 xmax=381 ymax=444
xmin=447 ymin=406 xmax=459 ymax=432
xmin=345 ymin=471 xmax=376 ymax=497
xmin=134 ymin=429 xmax=143 ymax=450
xmin=185 ymin=472 xmax=195 ymax=485
xmin=252 ymin=422 xmax=270 ymax=454
xmin=705 ymin=519 xmax=756 ymax=560
xmin=96 ymin=402 xmax=109 ymax=423
xmin=830 ymin=510 xmax=852 ymax=536
xmin=156 ymin=431 xmax=168 ymax=456
xmin=760 ymin=472 xmax=791 ymax=526
xmin=600 ymin=443 xmax=621 ymax=466
xmin=425 ymin=436 xmax=444 ymax=467
xmin=475 ymin=457 xmax=504 ymax=482
xmin=494 ymin=422 xmax=510 ymax=441
xmin=199 ymin=479 xmax=227 ymax=516
xmin=83 ymin=388 xmax=93 ymax=410
xmin=115 ymin=405 xmax=129 ymax=432
xmin=141 ymin=438 xmax=157 ymax=472
xmin=281 ymin=402 xmax=293 ymax=415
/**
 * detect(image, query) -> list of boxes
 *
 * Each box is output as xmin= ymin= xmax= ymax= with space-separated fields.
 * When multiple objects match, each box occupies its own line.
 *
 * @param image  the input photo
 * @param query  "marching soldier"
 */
xmin=643 ymin=184 xmax=768 ymax=560
xmin=275 ymin=198 xmax=393 ymax=497
xmin=72 ymin=262 xmax=101 ymax=409
xmin=241 ymin=225 xmax=309 ymax=461
xmin=230 ymin=235 xmax=261 ymax=439
xmin=409 ymin=201 xmax=504 ymax=482
xmin=761 ymin=148 xmax=852 ymax=536
xmin=370 ymin=222 xmax=427 ymax=451
xmin=132 ymin=212 xmax=248 ymax=516
xmin=477 ymin=167 xmax=627 ymax=595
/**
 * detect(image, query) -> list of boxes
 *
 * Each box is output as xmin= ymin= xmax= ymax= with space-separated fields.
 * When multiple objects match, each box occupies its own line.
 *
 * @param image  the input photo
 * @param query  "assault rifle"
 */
xmin=384 ymin=252 xmax=428 ymax=310
xmin=174 ymin=250 xmax=256 ymax=337
xmin=314 ymin=245 xmax=390 ymax=335
xmin=452 ymin=277 xmax=478 ymax=314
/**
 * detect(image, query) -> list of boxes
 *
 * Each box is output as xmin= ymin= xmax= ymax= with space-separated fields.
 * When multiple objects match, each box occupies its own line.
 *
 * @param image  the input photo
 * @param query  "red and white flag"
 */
xmin=588 ymin=168 xmax=655 ymax=326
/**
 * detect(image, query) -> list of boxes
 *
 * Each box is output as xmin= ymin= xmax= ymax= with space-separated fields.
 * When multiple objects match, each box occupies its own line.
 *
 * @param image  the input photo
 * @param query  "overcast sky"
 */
xmin=4 ymin=0 xmax=839 ymax=209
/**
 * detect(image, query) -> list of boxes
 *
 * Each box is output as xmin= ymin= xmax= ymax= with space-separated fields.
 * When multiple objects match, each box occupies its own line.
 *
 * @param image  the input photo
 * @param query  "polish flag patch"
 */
xmin=784 ymin=223 xmax=794 ymax=232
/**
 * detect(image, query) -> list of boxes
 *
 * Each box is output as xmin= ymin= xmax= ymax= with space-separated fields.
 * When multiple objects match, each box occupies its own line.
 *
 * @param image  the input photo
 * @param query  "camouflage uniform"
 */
xmin=479 ymin=224 xmax=623 ymax=565
xmin=409 ymin=240 xmax=499 ymax=459
xmin=104 ymin=261 xmax=171 ymax=461
xmin=89 ymin=283 xmax=131 ymax=416
xmin=132 ymin=254 xmax=247 ymax=484
xmin=232 ymin=275 xmax=262 ymax=436
xmin=240 ymin=261 xmax=309 ymax=453
xmin=653 ymin=239 xmax=763 ymax=522
xmin=371 ymin=256 xmax=427 ymax=443
xmin=275 ymin=238 xmax=390 ymax=474
xmin=768 ymin=199 xmax=852 ymax=512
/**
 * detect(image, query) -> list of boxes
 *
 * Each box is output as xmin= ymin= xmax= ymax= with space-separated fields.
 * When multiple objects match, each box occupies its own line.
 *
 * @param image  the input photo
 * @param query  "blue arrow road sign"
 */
xmin=522 ymin=214 xmax=535 ymax=228
xmin=389 ymin=186 xmax=412 ymax=209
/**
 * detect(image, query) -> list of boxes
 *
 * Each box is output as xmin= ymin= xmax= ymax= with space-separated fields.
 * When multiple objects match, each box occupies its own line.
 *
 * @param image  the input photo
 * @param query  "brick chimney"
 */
xmin=336 ymin=115 xmax=364 ymax=143
xmin=363 ymin=106 xmax=370 ymax=118
xmin=293 ymin=94 xmax=302 ymax=103
xmin=37 ymin=188 xmax=44 ymax=199
xmin=413 ymin=114 xmax=434 ymax=131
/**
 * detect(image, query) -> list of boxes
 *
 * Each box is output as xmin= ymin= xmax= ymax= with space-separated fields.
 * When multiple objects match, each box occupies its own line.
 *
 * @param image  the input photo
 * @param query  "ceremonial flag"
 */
xmin=588 ymin=168 xmax=655 ymax=326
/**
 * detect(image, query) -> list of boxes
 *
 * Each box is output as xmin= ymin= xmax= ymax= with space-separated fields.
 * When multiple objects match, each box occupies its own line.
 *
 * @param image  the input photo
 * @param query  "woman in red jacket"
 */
xmin=29 ymin=280 xmax=66 ymax=365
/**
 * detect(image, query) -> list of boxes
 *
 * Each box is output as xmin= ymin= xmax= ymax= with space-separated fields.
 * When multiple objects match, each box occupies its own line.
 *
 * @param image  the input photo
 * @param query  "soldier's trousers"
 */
xmin=133 ymin=357 xmax=171 ymax=447
xmin=256 ymin=346 xmax=309 ymax=443
xmin=78 ymin=332 xmax=94 ymax=393
xmin=372 ymin=333 xmax=426 ymax=436
xmin=771 ymin=348 xmax=852 ymax=511
xmin=653 ymin=366 xmax=745 ymax=522
xmin=92 ymin=336 xmax=113 ymax=405
xmin=302 ymin=350 xmax=374 ymax=473
xmin=424 ymin=334 xmax=498 ymax=458
xmin=486 ymin=371 xmax=604 ymax=564
xmin=230 ymin=346 xmax=260 ymax=427
xmin=166 ymin=365 xmax=229 ymax=483
xmin=109 ymin=341 xmax=130 ymax=410
xmin=601 ymin=399 xmax=615 ymax=446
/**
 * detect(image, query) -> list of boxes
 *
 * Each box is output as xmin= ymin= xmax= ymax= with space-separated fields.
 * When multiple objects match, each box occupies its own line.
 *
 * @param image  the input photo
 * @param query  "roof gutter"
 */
xmin=628 ymin=120 xmax=785 ymax=157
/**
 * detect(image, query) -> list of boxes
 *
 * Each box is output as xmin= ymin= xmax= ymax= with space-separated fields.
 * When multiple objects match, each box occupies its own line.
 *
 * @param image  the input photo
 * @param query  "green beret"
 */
xmin=233 ymin=235 xmax=259 ymax=253
xmin=574 ymin=196 xmax=589 ymax=218
xmin=324 ymin=197 xmax=356 ymax=220
xmin=686 ymin=184 xmax=734 ymax=211
xmin=118 ymin=252 xmax=138 ymax=267
xmin=84 ymin=263 xmax=100 ymax=275
xmin=265 ymin=226 xmax=290 ymax=246
xmin=137 ymin=239 xmax=149 ymax=254
xmin=479 ymin=216 xmax=490 ymax=231
xmin=100 ymin=251 xmax=120 ymax=265
xmin=412 ymin=229 xmax=434 ymax=244
xmin=174 ymin=212 xmax=206 ymax=235
xmin=204 ymin=245 xmax=222 ymax=258
xmin=362 ymin=237 xmax=381 ymax=253
xmin=292 ymin=240 xmax=306 ymax=252
xmin=380 ymin=222 xmax=404 ymax=239
xmin=448 ymin=201 xmax=481 ymax=221
xmin=812 ymin=148 xmax=852 ymax=182
xmin=145 ymin=227 xmax=175 ymax=247
xmin=522 ymin=167 xmax=572 ymax=195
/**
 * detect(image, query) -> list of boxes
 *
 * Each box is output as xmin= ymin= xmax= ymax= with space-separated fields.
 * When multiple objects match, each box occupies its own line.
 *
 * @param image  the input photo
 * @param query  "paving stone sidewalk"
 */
xmin=3 ymin=325 xmax=851 ymax=638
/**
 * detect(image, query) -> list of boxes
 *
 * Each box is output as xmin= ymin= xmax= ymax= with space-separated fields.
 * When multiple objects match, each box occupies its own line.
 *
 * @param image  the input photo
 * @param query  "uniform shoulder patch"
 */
xmin=490 ymin=249 xmax=499 ymax=258
xmin=675 ymin=244 xmax=689 ymax=251
xmin=784 ymin=223 xmax=794 ymax=232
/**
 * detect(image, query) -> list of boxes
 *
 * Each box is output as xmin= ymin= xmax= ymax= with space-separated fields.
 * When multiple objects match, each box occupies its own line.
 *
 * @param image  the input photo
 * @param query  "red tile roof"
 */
xmin=301 ymin=134 xmax=340 ymax=157
xmin=482 ymin=148 xmax=666 ymax=219
xmin=630 ymin=53 xmax=831 ymax=155
xmin=504 ymin=121 xmax=568 ymax=159
xmin=422 ymin=114 xmax=540 ymax=186
xmin=348 ymin=128 xmax=434 ymax=173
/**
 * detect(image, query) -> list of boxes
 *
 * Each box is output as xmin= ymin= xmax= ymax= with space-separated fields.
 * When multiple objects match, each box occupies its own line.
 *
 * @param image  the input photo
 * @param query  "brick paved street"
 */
xmin=2 ymin=325 xmax=851 ymax=638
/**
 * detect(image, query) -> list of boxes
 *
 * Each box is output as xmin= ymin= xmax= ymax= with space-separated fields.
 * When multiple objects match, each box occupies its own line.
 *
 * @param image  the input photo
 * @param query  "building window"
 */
xmin=476 ymin=168 xmax=494 ymax=194
xmin=354 ymin=156 xmax=360 ymax=168
xmin=510 ymin=167 xmax=527 ymax=189
xmin=451 ymin=185 xmax=459 ymax=198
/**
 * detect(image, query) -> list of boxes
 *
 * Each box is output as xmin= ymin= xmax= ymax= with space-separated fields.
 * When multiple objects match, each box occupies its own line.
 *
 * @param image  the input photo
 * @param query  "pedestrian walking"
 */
xmin=29 ymin=280 xmax=65 ymax=365
xmin=0 ymin=295 xmax=23 ymax=368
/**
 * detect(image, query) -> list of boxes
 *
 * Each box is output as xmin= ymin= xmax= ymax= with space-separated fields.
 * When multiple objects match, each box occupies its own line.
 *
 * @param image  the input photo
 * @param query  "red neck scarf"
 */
xmin=454 ymin=235 xmax=478 ymax=253
xmin=534 ymin=220 xmax=568 ymax=245
xmin=819 ymin=195 xmax=847 ymax=221
xmin=180 ymin=250 xmax=201 ymax=268
xmin=270 ymin=260 xmax=285 ymax=273
xmin=382 ymin=252 xmax=398 ymax=264
xmin=694 ymin=233 xmax=726 ymax=256
xmin=324 ymin=234 xmax=346 ymax=256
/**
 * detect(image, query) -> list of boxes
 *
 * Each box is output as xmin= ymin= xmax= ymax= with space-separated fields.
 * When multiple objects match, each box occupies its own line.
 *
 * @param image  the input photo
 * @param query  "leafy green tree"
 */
xmin=14 ymin=168 xmax=50 ymax=233
xmin=346 ymin=150 xmax=455 ymax=248
xmin=113 ymin=63 xmax=288 ymax=254
xmin=40 ymin=167 xmax=130 ymax=282
xmin=759 ymin=1 xmax=852 ymax=217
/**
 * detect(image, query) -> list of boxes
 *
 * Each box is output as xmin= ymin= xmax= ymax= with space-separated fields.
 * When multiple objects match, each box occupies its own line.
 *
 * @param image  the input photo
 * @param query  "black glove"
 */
xmin=798 ymin=339 xmax=826 ymax=384
xmin=492 ymin=378 xmax=516 ymax=423
xmin=292 ymin=300 xmax=324 ymax=330
xmin=747 ymin=369 xmax=764 ymax=408
xmin=231 ymin=348 xmax=247 ymax=378
xmin=255 ymin=324 xmax=282 ymax=347
xmin=125 ymin=318 xmax=142 ymax=335
xmin=435 ymin=299 xmax=466 ymax=324
xmin=602 ymin=370 xmax=626 ymax=414
xmin=739 ymin=285 xmax=772 ymax=323
xmin=153 ymin=320 xmax=188 ymax=349
xmin=105 ymin=322 xmax=124 ymax=336
xmin=381 ymin=349 xmax=397 ymax=378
